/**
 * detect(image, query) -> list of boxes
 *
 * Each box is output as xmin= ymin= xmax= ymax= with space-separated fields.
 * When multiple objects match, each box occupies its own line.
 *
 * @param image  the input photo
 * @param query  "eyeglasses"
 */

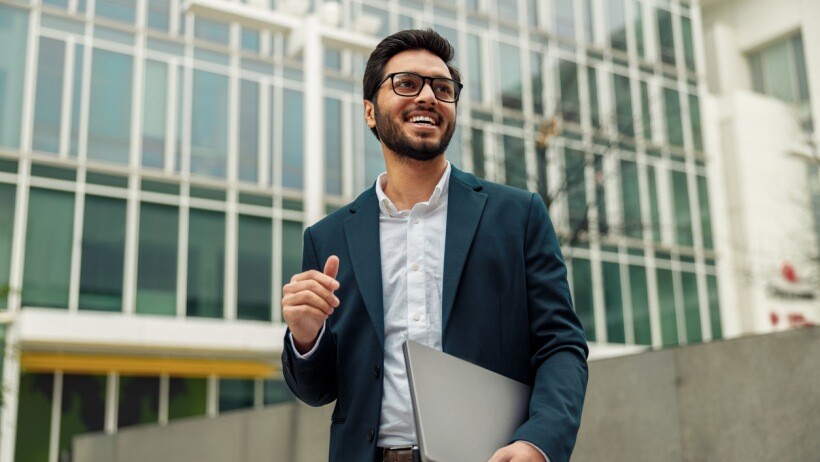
xmin=381 ymin=72 xmax=463 ymax=103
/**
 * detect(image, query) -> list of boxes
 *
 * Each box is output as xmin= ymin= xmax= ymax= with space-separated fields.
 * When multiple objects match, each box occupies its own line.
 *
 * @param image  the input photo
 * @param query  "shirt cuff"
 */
xmin=518 ymin=441 xmax=550 ymax=462
xmin=288 ymin=323 xmax=326 ymax=360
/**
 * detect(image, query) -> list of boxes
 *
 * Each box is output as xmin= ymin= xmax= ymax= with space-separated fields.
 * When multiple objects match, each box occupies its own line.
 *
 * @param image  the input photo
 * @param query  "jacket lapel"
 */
xmin=343 ymin=188 xmax=385 ymax=348
xmin=442 ymin=168 xmax=487 ymax=335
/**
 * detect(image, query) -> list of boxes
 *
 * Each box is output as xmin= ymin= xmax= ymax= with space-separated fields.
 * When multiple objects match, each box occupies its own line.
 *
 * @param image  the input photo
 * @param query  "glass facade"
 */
xmin=1 ymin=0 xmax=721 ymax=458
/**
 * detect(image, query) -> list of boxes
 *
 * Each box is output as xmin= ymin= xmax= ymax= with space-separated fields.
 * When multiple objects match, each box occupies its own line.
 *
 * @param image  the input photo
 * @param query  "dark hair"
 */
xmin=363 ymin=29 xmax=462 ymax=139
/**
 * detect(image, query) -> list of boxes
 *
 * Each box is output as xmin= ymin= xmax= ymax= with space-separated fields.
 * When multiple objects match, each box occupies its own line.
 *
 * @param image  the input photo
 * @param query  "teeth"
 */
xmin=409 ymin=116 xmax=435 ymax=125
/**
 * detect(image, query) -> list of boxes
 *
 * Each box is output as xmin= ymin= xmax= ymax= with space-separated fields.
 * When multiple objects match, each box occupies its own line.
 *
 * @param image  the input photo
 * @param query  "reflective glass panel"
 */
xmin=499 ymin=42 xmax=523 ymax=110
xmin=571 ymin=258 xmax=595 ymax=341
xmin=603 ymin=261 xmax=625 ymax=343
xmin=0 ymin=184 xmax=14 ymax=309
xmin=88 ymin=49 xmax=133 ymax=164
xmin=239 ymin=80 xmax=259 ymax=183
xmin=238 ymin=215 xmax=272 ymax=321
xmin=282 ymin=220 xmax=303 ymax=284
xmin=69 ymin=44 xmax=83 ymax=157
xmin=59 ymin=374 xmax=106 ymax=459
xmin=362 ymin=108 xmax=383 ymax=187
xmin=555 ymin=0 xmax=575 ymax=38
xmin=219 ymin=378 xmax=254 ymax=412
xmin=282 ymin=89 xmax=303 ymax=189
xmin=656 ymin=8 xmax=675 ymax=66
xmin=15 ymin=373 xmax=53 ymax=462
xmin=142 ymin=60 xmax=167 ymax=169
xmin=147 ymin=0 xmax=169 ymax=31
xmin=448 ymin=125 xmax=463 ymax=170
xmin=632 ymin=0 xmax=645 ymax=58
xmin=264 ymin=378 xmax=295 ymax=405
xmin=23 ymin=188 xmax=74 ymax=308
xmin=504 ymin=135 xmax=527 ymax=189
xmin=594 ymin=155 xmax=608 ymax=235
xmin=471 ymin=128 xmax=485 ymax=179
xmin=613 ymin=73 xmax=634 ymax=137
xmin=95 ymin=0 xmax=136 ymax=24
xmin=467 ymin=34 xmax=483 ymax=103
xmin=621 ymin=160 xmax=642 ymax=239
xmin=647 ymin=165 xmax=662 ymax=243
xmin=640 ymin=81 xmax=652 ymax=141
xmin=689 ymin=93 xmax=702 ymax=151
xmin=0 ymin=5 xmax=28 ymax=149
xmin=608 ymin=0 xmax=627 ymax=51
xmin=565 ymin=148 xmax=587 ymax=235
xmin=531 ymin=51 xmax=544 ymax=115
xmin=136 ymin=202 xmax=178 ymax=316
xmin=681 ymin=16 xmax=695 ymax=72
xmin=707 ymin=275 xmax=722 ymax=339
xmin=681 ymin=271 xmax=701 ymax=342
xmin=187 ymin=209 xmax=225 ymax=318
xmin=118 ymin=376 xmax=159 ymax=428
xmin=656 ymin=268 xmax=678 ymax=346
xmin=194 ymin=18 xmax=229 ymax=45
xmin=168 ymin=377 xmax=207 ymax=420
xmin=630 ymin=265 xmax=651 ymax=344
xmin=588 ymin=66 xmax=600 ymax=129
xmin=697 ymin=175 xmax=713 ymax=249
xmin=664 ymin=87 xmax=683 ymax=147
xmin=79 ymin=195 xmax=126 ymax=312
xmin=191 ymin=70 xmax=228 ymax=178
xmin=559 ymin=60 xmax=580 ymax=123
xmin=671 ymin=170 xmax=693 ymax=246
xmin=325 ymin=97 xmax=342 ymax=195
xmin=33 ymin=37 xmax=65 ymax=154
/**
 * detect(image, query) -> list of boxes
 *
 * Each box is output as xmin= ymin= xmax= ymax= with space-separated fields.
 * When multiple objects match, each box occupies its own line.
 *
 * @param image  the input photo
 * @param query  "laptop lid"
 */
xmin=403 ymin=340 xmax=532 ymax=462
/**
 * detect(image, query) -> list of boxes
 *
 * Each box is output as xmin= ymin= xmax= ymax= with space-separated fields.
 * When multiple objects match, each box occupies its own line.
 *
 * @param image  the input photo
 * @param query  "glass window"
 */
xmin=632 ymin=0 xmax=645 ymax=58
xmin=681 ymin=271 xmax=701 ymax=342
xmin=88 ymin=49 xmax=133 ymax=164
xmin=69 ymin=44 xmax=84 ymax=157
xmin=594 ymin=155 xmax=607 ymax=235
xmin=697 ymin=175 xmax=713 ymax=249
xmin=499 ymin=43 xmax=523 ymax=111
xmin=640 ymin=81 xmax=652 ymax=142
xmin=471 ymin=128 xmax=485 ymax=179
xmin=194 ymin=18 xmax=229 ymax=45
xmin=565 ymin=148 xmax=588 ymax=235
xmin=748 ymin=33 xmax=810 ymax=105
xmin=362 ymin=108 xmax=383 ymax=187
xmin=555 ymin=0 xmax=575 ymax=38
xmin=79 ymin=195 xmax=126 ymax=312
xmin=118 ymin=376 xmax=160 ymax=428
xmin=282 ymin=220 xmax=303 ymax=284
xmin=613 ymin=73 xmax=634 ymax=137
xmin=793 ymin=35 xmax=810 ymax=102
xmin=559 ymin=60 xmax=581 ymax=123
xmin=467 ymin=34 xmax=483 ymax=103
xmin=59 ymin=374 xmax=106 ymax=459
xmin=168 ymin=377 xmax=207 ymax=420
xmin=571 ymin=258 xmax=595 ymax=341
xmin=191 ymin=70 xmax=228 ymax=178
xmin=582 ymin=0 xmax=594 ymax=43
xmin=531 ymin=51 xmax=544 ymax=115
xmin=664 ymin=87 xmax=684 ymax=147
xmin=23 ymin=188 xmax=75 ymax=308
xmin=621 ymin=160 xmax=642 ymax=239
xmin=536 ymin=138 xmax=548 ymax=205
xmin=448 ymin=126 xmax=463 ymax=170
xmin=219 ymin=378 xmax=255 ymax=412
xmin=689 ymin=93 xmax=703 ymax=151
xmin=33 ymin=37 xmax=66 ymax=154
xmin=136 ymin=202 xmax=178 ymax=316
xmin=707 ymin=275 xmax=722 ymax=339
xmin=142 ymin=60 xmax=167 ymax=169
xmin=656 ymin=268 xmax=678 ymax=346
xmin=681 ymin=16 xmax=696 ymax=72
xmin=504 ymin=135 xmax=527 ymax=189
xmin=602 ymin=261 xmax=624 ymax=343
xmin=587 ymin=66 xmax=600 ymax=129
xmin=672 ymin=170 xmax=693 ymax=247
xmin=656 ymin=8 xmax=676 ymax=66
xmin=0 ymin=5 xmax=28 ymax=149
xmin=264 ymin=378 xmax=294 ymax=405
xmin=238 ymin=215 xmax=272 ymax=322
xmin=187 ymin=209 xmax=225 ymax=318
xmin=0 ymin=184 xmax=14 ymax=309
xmin=239 ymin=80 xmax=259 ymax=183
xmin=608 ymin=0 xmax=627 ymax=52
xmin=647 ymin=165 xmax=662 ymax=243
xmin=15 ymin=373 xmax=54 ymax=462
xmin=95 ymin=0 xmax=136 ymax=24
xmin=147 ymin=0 xmax=169 ymax=31
xmin=629 ymin=265 xmax=651 ymax=345
xmin=282 ymin=89 xmax=304 ymax=189
xmin=325 ymin=97 xmax=342 ymax=196
xmin=242 ymin=29 xmax=260 ymax=53
xmin=498 ymin=0 xmax=517 ymax=22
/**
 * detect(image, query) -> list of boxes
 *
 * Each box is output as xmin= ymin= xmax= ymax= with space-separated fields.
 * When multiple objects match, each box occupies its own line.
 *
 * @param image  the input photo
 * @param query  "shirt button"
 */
xmin=367 ymin=429 xmax=375 ymax=442
xmin=412 ymin=218 xmax=419 ymax=224
xmin=413 ymin=314 xmax=421 ymax=322
xmin=411 ymin=263 xmax=419 ymax=271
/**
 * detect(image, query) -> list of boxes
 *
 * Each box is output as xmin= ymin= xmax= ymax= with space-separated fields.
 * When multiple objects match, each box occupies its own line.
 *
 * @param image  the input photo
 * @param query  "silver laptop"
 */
xmin=403 ymin=340 xmax=532 ymax=462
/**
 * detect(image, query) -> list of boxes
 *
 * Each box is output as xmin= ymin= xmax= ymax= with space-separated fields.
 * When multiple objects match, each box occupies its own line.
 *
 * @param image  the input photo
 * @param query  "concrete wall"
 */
xmin=75 ymin=327 xmax=818 ymax=462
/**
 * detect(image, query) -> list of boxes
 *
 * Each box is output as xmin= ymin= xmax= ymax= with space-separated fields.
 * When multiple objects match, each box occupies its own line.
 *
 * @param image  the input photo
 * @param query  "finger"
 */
xmin=283 ymin=291 xmax=335 ymax=315
xmin=323 ymin=255 xmax=340 ymax=280
xmin=283 ymin=280 xmax=340 ymax=307
xmin=487 ymin=448 xmax=511 ymax=462
xmin=291 ymin=269 xmax=339 ymax=290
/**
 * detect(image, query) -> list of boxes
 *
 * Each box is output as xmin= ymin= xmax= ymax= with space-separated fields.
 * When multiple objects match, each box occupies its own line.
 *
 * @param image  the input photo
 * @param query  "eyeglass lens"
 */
xmin=392 ymin=73 xmax=459 ymax=102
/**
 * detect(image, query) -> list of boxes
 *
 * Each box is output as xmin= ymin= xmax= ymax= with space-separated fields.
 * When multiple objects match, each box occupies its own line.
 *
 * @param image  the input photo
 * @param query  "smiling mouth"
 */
xmin=406 ymin=115 xmax=438 ymax=127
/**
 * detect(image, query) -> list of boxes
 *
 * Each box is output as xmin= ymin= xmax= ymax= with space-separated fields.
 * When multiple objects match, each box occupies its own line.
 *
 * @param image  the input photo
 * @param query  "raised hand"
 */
xmin=282 ymin=256 xmax=341 ymax=353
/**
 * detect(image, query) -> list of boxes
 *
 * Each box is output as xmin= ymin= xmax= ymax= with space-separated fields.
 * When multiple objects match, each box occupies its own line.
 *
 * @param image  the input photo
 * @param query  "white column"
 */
xmin=303 ymin=16 xmax=325 ymax=227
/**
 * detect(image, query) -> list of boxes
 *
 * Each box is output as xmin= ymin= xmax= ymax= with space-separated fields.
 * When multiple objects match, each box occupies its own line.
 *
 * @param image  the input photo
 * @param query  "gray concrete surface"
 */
xmin=74 ymin=327 xmax=818 ymax=462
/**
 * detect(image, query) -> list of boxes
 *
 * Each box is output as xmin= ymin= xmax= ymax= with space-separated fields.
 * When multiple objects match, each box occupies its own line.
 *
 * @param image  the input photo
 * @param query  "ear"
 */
xmin=364 ymin=99 xmax=376 ymax=129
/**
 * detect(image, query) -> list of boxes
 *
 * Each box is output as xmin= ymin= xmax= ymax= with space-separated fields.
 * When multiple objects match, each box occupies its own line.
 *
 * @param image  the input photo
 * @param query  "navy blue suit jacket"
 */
xmin=282 ymin=167 xmax=588 ymax=462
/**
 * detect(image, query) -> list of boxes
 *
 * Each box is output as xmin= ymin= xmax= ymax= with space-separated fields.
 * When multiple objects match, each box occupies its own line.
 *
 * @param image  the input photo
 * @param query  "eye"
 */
xmin=394 ymin=76 xmax=420 ymax=89
xmin=435 ymin=83 xmax=454 ymax=95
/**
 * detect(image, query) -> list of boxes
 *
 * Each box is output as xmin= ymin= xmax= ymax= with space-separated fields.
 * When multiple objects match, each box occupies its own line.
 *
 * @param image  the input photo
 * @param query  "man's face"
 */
xmin=365 ymin=49 xmax=457 ymax=162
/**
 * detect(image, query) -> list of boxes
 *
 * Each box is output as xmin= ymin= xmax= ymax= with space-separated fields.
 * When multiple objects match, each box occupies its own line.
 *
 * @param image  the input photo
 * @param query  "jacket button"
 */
xmin=367 ymin=429 xmax=375 ymax=442
xmin=374 ymin=364 xmax=380 ymax=378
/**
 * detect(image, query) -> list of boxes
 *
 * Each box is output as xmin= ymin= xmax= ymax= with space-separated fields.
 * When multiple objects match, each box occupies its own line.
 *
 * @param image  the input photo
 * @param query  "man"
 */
xmin=281 ymin=29 xmax=588 ymax=462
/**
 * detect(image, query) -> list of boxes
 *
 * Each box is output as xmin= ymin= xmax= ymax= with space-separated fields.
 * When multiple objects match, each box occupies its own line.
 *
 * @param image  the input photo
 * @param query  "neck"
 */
xmin=382 ymin=150 xmax=448 ymax=211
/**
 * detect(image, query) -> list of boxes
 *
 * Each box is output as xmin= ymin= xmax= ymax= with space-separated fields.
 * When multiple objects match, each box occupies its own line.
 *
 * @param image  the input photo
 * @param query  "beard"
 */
xmin=373 ymin=102 xmax=456 ymax=162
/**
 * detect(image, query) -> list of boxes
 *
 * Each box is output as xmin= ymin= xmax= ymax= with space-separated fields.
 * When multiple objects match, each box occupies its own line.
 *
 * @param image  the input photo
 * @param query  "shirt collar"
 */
xmin=375 ymin=162 xmax=451 ymax=218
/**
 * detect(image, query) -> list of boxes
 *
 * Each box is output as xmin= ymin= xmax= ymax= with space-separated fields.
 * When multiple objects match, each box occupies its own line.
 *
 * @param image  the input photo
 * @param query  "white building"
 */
xmin=701 ymin=0 xmax=820 ymax=335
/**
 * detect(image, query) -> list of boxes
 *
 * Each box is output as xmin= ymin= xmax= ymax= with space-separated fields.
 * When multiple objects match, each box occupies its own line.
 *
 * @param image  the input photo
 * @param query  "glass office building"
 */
xmin=0 ymin=0 xmax=721 ymax=460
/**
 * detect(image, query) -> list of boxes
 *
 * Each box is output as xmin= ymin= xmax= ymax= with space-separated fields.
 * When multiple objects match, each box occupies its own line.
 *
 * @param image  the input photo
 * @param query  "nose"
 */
xmin=414 ymin=78 xmax=438 ymax=105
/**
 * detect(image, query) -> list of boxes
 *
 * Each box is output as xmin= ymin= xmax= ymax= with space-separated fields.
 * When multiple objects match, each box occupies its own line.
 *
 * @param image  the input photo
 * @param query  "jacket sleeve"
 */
xmin=281 ymin=226 xmax=338 ymax=407
xmin=511 ymin=193 xmax=589 ymax=462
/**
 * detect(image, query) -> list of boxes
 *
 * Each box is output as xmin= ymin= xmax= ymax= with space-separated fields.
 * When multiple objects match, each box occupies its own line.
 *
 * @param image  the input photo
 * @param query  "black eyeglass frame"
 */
xmin=379 ymin=72 xmax=464 ymax=103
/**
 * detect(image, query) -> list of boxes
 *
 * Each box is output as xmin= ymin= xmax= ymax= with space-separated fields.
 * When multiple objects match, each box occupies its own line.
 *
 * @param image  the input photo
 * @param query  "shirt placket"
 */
xmin=406 ymin=207 xmax=427 ymax=344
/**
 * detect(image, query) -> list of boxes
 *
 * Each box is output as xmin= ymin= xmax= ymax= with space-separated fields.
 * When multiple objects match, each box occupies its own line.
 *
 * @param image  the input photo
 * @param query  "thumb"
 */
xmin=323 ymin=255 xmax=340 ymax=280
